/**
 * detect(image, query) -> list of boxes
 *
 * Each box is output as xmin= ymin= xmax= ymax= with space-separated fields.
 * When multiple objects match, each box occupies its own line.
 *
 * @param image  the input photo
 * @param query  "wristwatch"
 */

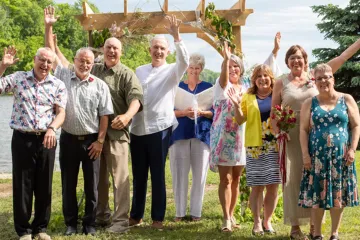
xmin=97 ymin=139 xmax=105 ymax=144
xmin=47 ymin=126 xmax=57 ymax=133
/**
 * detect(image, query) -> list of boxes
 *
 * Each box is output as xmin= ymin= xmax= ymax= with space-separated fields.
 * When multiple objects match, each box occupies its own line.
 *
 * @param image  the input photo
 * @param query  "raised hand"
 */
xmin=227 ymin=87 xmax=242 ymax=107
xmin=272 ymin=32 xmax=281 ymax=57
xmin=164 ymin=15 xmax=181 ymax=41
xmin=223 ymin=41 xmax=232 ymax=60
xmin=44 ymin=5 xmax=59 ymax=26
xmin=1 ymin=46 xmax=19 ymax=67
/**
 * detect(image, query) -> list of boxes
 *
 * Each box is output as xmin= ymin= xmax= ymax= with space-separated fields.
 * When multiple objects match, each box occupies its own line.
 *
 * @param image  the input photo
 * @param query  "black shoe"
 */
xmin=65 ymin=226 xmax=77 ymax=236
xmin=312 ymin=236 xmax=323 ymax=240
xmin=83 ymin=225 xmax=96 ymax=236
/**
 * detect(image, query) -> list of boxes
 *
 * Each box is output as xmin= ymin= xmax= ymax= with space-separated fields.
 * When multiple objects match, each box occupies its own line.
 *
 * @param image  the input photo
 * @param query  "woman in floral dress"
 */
xmin=299 ymin=64 xmax=360 ymax=240
xmin=271 ymin=38 xmax=360 ymax=239
xmin=210 ymin=33 xmax=281 ymax=232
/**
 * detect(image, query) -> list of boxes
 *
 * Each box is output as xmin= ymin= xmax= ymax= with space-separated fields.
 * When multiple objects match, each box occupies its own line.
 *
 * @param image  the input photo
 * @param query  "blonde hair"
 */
xmin=247 ymin=64 xmax=275 ymax=94
xmin=313 ymin=63 xmax=333 ymax=77
xmin=189 ymin=53 xmax=205 ymax=69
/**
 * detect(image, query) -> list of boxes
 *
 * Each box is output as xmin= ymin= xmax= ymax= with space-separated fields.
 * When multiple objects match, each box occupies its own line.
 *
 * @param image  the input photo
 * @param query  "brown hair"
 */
xmin=247 ymin=64 xmax=275 ymax=94
xmin=285 ymin=45 xmax=308 ymax=68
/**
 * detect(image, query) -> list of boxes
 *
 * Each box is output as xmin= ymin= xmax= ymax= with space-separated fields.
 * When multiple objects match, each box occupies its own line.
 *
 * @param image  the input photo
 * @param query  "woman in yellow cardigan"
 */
xmin=228 ymin=64 xmax=280 ymax=236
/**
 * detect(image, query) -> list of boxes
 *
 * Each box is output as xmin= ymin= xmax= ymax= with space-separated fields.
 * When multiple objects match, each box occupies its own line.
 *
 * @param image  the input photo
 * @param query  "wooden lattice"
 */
xmin=75 ymin=0 xmax=253 ymax=56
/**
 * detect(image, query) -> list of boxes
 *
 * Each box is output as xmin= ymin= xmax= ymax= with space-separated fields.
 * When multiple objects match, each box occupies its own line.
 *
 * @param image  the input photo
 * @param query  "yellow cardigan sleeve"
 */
xmin=243 ymin=94 xmax=263 ymax=147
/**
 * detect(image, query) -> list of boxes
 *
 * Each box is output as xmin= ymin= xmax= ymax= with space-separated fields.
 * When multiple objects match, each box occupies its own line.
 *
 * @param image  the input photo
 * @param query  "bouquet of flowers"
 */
xmin=271 ymin=105 xmax=297 ymax=184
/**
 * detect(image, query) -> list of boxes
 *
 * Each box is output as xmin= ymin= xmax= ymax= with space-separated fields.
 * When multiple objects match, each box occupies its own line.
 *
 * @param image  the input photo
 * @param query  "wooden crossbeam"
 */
xmin=196 ymin=33 xmax=222 ymax=56
xmin=75 ymin=9 xmax=253 ymax=31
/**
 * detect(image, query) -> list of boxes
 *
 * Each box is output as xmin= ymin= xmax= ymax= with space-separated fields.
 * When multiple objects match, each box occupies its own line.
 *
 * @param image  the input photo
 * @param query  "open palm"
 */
xmin=227 ymin=87 xmax=242 ymax=106
xmin=44 ymin=6 xmax=59 ymax=25
xmin=2 ymin=46 xmax=19 ymax=67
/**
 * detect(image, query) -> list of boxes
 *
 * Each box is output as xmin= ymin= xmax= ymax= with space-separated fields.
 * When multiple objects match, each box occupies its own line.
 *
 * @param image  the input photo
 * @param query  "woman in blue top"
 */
xmin=169 ymin=53 xmax=213 ymax=221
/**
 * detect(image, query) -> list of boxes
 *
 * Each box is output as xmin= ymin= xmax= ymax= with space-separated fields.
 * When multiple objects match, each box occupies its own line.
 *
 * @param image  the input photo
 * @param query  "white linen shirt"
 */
xmin=131 ymin=40 xmax=189 ymax=136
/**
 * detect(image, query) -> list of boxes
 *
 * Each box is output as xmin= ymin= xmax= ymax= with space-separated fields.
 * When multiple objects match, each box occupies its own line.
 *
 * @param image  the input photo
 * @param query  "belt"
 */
xmin=16 ymin=130 xmax=47 ymax=136
xmin=62 ymin=130 xmax=97 ymax=141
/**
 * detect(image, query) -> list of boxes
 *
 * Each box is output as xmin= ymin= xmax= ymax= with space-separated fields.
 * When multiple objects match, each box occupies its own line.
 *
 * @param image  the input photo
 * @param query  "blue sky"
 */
xmin=54 ymin=0 xmax=349 ymax=73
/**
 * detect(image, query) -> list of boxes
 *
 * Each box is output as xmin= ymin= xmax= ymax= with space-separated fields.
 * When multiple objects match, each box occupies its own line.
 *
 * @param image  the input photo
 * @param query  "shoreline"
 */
xmin=0 ymin=173 xmax=12 ymax=179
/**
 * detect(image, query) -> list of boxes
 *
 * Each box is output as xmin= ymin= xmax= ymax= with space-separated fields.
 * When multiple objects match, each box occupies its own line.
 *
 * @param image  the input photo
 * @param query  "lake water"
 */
xmin=0 ymin=96 xmax=60 ymax=173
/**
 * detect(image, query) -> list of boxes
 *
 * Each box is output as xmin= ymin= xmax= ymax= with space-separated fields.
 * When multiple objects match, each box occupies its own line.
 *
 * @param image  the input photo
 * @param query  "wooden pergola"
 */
xmin=75 ymin=0 xmax=253 ymax=56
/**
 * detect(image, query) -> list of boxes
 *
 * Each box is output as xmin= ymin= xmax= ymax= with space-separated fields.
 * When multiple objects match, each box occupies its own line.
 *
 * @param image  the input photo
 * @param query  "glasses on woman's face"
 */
xmin=315 ymin=75 xmax=333 ymax=82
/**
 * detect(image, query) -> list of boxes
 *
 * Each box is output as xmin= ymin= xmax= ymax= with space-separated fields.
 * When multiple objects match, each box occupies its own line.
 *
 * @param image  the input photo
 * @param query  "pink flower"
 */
xmin=89 ymin=77 xmax=94 ymax=82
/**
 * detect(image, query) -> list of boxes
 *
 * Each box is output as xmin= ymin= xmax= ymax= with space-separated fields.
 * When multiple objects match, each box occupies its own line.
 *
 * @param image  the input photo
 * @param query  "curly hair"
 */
xmin=247 ymin=64 xmax=275 ymax=95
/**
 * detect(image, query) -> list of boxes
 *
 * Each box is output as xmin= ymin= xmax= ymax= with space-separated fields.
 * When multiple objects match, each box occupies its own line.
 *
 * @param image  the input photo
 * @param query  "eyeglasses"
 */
xmin=75 ymin=58 xmax=94 ymax=66
xmin=36 ymin=56 xmax=53 ymax=65
xmin=315 ymin=75 xmax=333 ymax=82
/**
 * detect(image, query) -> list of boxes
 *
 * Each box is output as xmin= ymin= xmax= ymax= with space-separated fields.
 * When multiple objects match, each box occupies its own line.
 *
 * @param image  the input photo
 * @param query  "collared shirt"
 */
xmin=0 ymin=70 xmax=67 ymax=132
xmin=91 ymin=62 xmax=143 ymax=142
xmin=55 ymin=66 xmax=113 ymax=135
xmin=131 ymin=40 xmax=189 ymax=136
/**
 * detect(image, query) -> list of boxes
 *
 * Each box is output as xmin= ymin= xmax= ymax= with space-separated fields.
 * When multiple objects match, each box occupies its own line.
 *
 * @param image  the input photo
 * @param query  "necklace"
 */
xmin=187 ymin=81 xmax=200 ymax=93
xmin=256 ymin=91 xmax=271 ymax=99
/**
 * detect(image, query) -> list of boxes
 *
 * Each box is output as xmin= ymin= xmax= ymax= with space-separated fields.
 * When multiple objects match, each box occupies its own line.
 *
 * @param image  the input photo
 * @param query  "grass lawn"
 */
xmin=0 ymin=151 xmax=359 ymax=240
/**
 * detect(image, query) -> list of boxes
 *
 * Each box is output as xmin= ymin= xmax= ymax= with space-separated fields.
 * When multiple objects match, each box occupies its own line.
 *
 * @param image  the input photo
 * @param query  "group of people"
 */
xmin=0 ymin=5 xmax=359 ymax=240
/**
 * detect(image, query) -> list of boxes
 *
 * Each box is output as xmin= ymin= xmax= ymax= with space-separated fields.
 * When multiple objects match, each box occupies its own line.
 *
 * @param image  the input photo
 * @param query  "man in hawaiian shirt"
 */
xmin=0 ymin=46 xmax=67 ymax=240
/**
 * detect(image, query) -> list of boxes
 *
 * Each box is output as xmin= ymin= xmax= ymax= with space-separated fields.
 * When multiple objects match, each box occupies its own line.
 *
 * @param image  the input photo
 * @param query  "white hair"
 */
xmin=314 ymin=63 xmax=333 ymax=77
xmin=149 ymin=35 xmax=169 ymax=47
xmin=189 ymin=53 xmax=205 ymax=69
xmin=35 ymin=47 xmax=56 ymax=61
xmin=75 ymin=47 xmax=95 ymax=59
xmin=104 ymin=37 xmax=122 ymax=50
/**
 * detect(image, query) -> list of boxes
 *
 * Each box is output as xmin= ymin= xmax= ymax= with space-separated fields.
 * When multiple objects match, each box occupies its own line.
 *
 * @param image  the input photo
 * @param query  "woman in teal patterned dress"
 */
xmin=298 ymin=64 xmax=360 ymax=240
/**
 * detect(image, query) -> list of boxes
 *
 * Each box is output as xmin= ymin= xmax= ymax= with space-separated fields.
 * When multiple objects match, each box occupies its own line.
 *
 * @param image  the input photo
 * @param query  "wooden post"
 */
xmin=233 ymin=26 xmax=242 ymax=55
xmin=163 ymin=0 xmax=168 ymax=13
xmin=124 ymin=0 xmax=128 ymax=16
xmin=88 ymin=30 xmax=93 ymax=47
xmin=196 ymin=0 xmax=205 ymax=16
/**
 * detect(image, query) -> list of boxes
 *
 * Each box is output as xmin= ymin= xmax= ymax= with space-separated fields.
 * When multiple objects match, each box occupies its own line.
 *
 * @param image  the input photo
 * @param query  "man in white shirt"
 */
xmin=129 ymin=15 xmax=189 ymax=229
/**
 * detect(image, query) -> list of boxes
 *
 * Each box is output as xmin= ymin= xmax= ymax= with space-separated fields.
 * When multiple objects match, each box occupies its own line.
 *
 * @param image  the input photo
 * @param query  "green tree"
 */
xmin=311 ymin=0 xmax=360 ymax=101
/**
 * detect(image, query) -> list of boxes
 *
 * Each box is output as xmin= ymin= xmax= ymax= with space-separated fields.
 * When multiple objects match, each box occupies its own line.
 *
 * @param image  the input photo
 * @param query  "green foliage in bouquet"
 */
xmin=205 ymin=3 xmax=235 ymax=51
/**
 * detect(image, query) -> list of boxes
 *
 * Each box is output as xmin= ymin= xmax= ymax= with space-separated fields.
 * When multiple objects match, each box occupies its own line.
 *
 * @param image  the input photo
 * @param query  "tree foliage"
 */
xmin=311 ymin=0 xmax=360 ymax=101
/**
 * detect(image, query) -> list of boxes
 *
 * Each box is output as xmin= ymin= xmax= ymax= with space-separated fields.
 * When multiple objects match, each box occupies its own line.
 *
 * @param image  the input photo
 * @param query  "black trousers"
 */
xmin=59 ymin=131 xmax=99 ymax=227
xmin=11 ymin=130 xmax=56 ymax=237
xmin=129 ymin=127 xmax=172 ymax=222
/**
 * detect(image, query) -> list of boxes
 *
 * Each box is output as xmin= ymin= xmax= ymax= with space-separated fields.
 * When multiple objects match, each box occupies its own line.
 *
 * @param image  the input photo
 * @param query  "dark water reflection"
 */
xmin=0 ymin=96 xmax=60 ymax=173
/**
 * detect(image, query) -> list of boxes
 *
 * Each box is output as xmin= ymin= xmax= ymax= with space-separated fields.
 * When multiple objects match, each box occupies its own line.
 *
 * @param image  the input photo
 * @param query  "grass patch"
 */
xmin=0 ymin=152 xmax=359 ymax=239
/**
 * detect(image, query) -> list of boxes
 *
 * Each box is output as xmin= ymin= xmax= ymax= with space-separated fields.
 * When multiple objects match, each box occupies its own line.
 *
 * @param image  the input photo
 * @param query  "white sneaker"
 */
xmin=35 ymin=232 xmax=52 ymax=240
xmin=19 ymin=234 xmax=32 ymax=240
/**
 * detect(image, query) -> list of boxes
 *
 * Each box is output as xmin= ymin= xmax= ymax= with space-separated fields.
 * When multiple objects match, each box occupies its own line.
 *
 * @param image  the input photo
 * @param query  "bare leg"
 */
xmin=329 ymin=208 xmax=344 ymax=236
xmin=312 ymin=208 xmax=325 ymax=237
xmin=250 ymin=185 xmax=265 ymax=231
xmin=263 ymin=184 xmax=279 ymax=230
xmin=218 ymin=166 xmax=233 ymax=220
xmin=229 ymin=166 xmax=243 ymax=218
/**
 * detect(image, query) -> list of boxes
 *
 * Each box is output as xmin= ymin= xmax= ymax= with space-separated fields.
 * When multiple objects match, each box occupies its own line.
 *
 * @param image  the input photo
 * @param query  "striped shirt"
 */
xmin=55 ymin=66 xmax=113 ymax=135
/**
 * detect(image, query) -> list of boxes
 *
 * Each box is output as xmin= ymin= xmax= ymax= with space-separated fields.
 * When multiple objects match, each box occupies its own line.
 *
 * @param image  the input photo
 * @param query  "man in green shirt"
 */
xmin=90 ymin=37 xmax=143 ymax=233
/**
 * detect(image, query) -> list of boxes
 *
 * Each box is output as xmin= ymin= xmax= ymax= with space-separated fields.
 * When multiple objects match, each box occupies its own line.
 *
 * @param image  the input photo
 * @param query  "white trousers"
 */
xmin=169 ymin=138 xmax=210 ymax=218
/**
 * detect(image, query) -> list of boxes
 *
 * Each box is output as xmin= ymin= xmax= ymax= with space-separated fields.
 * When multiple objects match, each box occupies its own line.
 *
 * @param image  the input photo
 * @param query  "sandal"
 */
xmin=174 ymin=217 xmax=183 ymax=222
xmin=230 ymin=216 xmax=241 ymax=229
xmin=252 ymin=228 xmax=264 ymax=236
xmin=290 ymin=230 xmax=309 ymax=240
xmin=262 ymin=221 xmax=276 ymax=234
xmin=329 ymin=234 xmax=339 ymax=240
xmin=191 ymin=216 xmax=201 ymax=222
xmin=312 ymin=236 xmax=323 ymax=240
xmin=221 ymin=219 xmax=232 ymax=232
